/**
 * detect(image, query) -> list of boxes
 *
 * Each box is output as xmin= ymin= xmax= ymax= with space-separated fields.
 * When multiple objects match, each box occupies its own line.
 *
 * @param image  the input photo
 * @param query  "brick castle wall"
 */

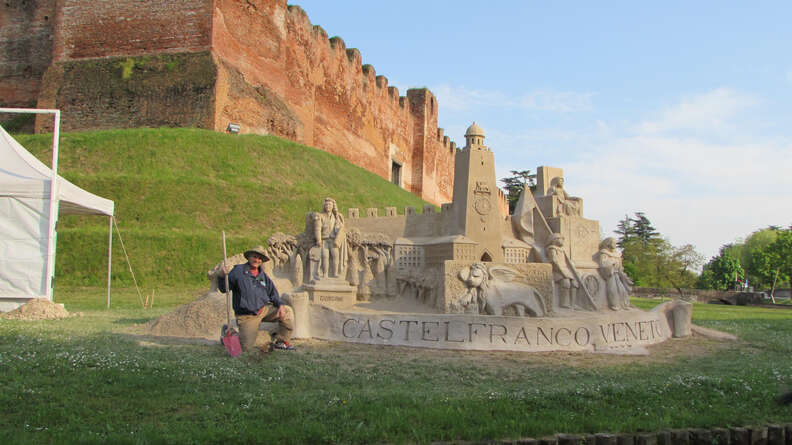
xmin=2 ymin=0 xmax=456 ymax=205
xmin=51 ymin=0 xmax=212 ymax=61
xmin=209 ymin=1 xmax=455 ymax=204
xmin=0 ymin=0 xmax=55 ymax=107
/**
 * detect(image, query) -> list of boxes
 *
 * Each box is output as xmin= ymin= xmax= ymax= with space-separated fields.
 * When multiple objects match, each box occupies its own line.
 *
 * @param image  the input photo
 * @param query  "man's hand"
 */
xmin=276 ymin=305 xmax=287 ymax=320
xmin=219 ymin=261 xmax=232 ymax=277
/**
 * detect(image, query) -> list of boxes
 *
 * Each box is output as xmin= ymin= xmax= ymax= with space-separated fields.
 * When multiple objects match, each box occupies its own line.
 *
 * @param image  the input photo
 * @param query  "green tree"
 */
xmin=499 ymin=170 xmax=536 ymax=213
xmin=621 ymin=237 xmax=703 ymax=292
xmin=662 ymin=244 xmax=705 ymax=295
xmin=616 ymin=212 xmax=703 ymax=292
xmin=631 ymin=212 xmax=659 ymax=245
xmin=739 ymin=227 xmax=779 ymax=288
xmin=767 ymin=228 xmax=792 ymax=293
xmin=699 ymin=249 xmax=744 ymax=290
xmin=614 ymin=214 xmax=635 ymax=248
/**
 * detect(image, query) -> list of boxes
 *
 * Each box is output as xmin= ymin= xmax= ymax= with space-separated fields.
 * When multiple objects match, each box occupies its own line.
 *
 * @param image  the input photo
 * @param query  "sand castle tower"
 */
xmin=446 ymin=122 xmax=504 ymax=262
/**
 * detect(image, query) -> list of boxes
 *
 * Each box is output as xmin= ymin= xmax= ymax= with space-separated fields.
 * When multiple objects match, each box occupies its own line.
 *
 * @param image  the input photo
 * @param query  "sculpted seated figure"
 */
xmin=548 ymin=177 xmax=582 ymax=217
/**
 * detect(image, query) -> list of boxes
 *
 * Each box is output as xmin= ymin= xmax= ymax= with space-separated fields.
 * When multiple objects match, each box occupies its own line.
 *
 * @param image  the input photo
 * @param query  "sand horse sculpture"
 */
xmin=208 ymin=123 xmax=692 ymax=353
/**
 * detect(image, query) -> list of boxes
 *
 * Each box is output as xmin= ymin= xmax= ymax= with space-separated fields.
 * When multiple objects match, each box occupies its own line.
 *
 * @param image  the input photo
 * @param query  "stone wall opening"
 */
xmin=391 ymin=160 xmax=402 ymax=187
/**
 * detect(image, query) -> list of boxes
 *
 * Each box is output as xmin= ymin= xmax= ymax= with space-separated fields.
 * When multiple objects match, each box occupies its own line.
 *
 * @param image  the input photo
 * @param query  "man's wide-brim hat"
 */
xmin=244 ymin=246 xmax=270 ymax=262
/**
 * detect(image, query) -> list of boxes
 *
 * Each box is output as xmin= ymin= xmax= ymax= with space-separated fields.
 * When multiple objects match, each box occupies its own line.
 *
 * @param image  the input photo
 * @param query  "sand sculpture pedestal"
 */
xmin=302 ymin=278 xmax=357 ymax=309
xmin=286 ymin=296 xmax=691 ymax=353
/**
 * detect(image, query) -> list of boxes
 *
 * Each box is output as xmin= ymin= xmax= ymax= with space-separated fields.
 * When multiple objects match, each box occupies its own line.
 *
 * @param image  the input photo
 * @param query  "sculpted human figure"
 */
xmin=345 ymin=228 xmax=363 ymax=286
xmin=369 ymin=243 xmax=391 ymax=296
xmin=549 ymin=177 xmax=582 ymax=216
xmin=546 ymin=234 xmax=579 ymax=309
xmin=313 ymin=197 xmax=345 ymax=279
xmin=596 ymin=237 xmax=633 ymax=310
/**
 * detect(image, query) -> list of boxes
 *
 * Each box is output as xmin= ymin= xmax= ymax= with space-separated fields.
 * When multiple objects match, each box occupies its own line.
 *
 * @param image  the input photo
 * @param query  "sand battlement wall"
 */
xmin=345 ymin=205 xmax=450 ymax=240
xmin=344 ymin=198 xmax=510 ymax=241
xmin=3 ymin=0 xmax=456 ymax=204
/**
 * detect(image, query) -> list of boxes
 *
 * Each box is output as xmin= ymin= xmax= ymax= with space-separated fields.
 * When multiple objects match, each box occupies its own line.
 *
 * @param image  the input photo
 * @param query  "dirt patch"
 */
xmin=144 ymin=291 xmax=227 ymax=341
xmin=1 ymin=298 xmax=71 ymax=320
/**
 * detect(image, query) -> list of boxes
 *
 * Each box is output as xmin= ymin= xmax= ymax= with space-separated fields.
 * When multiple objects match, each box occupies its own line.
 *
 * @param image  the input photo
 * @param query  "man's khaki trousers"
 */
xmin=237 ymin=304 xmax=294 ymax=351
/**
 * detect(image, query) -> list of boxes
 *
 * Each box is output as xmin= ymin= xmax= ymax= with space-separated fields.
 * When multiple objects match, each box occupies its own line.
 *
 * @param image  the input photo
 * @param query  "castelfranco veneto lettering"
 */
xmin=339 ymin=317 xmax=664 ymax=349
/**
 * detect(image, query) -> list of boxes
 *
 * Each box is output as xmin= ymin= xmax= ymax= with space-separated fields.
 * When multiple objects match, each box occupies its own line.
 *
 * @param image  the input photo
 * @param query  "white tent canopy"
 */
xmin=0 ymin=111 xmax=114 ymax=311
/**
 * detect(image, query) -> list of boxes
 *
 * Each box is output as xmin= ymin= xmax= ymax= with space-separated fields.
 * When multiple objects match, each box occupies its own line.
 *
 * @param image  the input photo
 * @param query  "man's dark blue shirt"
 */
xmin=218 ymin=264 xmax=282 ymax=315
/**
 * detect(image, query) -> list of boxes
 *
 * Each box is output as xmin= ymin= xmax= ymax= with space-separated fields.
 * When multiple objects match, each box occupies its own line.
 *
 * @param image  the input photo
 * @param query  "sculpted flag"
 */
xmin=511 ymin=188 xmax=536 ymax=242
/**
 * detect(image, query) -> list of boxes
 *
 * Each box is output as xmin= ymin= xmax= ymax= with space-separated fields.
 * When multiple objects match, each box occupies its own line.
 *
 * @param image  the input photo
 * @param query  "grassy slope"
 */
xmin=14 ymin=128 xmax=430 ymax=287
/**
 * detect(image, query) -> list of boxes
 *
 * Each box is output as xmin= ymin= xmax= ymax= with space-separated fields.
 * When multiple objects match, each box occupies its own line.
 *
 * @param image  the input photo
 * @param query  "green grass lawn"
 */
xmin=1 ymin=295 xmax=791 ymax=444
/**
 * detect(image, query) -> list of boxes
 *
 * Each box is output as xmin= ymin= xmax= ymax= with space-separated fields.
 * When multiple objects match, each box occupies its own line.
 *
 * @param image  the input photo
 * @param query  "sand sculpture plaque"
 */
xmin=228 ymin=122 xmax=691 ymax=353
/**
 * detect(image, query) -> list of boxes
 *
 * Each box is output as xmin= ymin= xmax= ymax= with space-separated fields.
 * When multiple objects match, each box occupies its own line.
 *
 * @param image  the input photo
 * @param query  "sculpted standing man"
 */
xmin=219 ymin=246 xmax=295 ymax=352
xmin=546 ymin=234 xmax=579 ymax=309
xmin=596 ymin=237 xmax=633 ymax=310
xmin=314 ymin=197 xmax=345 ymax=278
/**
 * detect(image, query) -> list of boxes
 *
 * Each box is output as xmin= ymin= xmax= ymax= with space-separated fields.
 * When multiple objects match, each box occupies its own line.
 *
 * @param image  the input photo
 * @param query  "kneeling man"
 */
xmin=219 ymin=246 xmax=295 ymax=352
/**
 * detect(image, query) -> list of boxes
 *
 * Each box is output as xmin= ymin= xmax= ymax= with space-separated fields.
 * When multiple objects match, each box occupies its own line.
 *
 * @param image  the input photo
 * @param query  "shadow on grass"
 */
xmin=123 ymin=332 xmax=218 ymax=346
xmin=113 ymin=317 xmax=157 ymax=325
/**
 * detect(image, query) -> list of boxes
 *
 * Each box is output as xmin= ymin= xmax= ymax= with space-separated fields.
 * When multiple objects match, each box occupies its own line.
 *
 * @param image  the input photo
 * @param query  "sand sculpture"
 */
xmin=200 ymin=122 xmax=692 ymax=353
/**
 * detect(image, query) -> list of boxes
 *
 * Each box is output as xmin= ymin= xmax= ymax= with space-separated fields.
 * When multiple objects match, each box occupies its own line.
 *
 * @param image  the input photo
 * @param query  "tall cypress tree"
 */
xmin=631 ymin=212 xmax=659 ymax=245
xmin=614 ymin=214 xmax=634 ymax=248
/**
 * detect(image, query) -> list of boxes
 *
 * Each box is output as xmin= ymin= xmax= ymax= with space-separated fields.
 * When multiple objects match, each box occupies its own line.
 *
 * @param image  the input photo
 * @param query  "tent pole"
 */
xmin=45 ymin=110 xmax=61 ymax=301
xmin=107 ymin=215 xmax=113 ymax=309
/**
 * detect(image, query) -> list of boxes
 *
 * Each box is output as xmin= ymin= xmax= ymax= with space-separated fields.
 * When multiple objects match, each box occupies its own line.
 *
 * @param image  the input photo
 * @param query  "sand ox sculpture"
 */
xmin=210 ymin=123 xmax=693 ymax=353
xmin=453 ymin=263 xmax=546 ymax=317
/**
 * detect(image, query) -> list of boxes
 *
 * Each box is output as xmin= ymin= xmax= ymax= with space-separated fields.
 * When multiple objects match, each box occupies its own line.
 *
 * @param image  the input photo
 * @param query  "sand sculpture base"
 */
xmin=302 ymin=278 xmax=358 ymax=309
xmin=286 ymin=293 xmax=692 ymax=354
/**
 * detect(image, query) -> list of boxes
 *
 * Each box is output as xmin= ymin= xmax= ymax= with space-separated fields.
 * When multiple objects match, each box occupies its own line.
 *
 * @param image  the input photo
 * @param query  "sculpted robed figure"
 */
xmin=313 ymin=197 xmax=345 ymax=279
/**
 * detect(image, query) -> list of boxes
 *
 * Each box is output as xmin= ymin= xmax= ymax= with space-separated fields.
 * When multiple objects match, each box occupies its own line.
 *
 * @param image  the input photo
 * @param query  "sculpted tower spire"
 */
xmin=448 ymin=122 xmax=504 ymax=262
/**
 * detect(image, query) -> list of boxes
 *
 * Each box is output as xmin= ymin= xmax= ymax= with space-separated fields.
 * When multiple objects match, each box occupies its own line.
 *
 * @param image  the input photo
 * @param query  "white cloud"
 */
xmin=638 ymin=88 xmax=758 ymax=135
xmin=432 ymin=84 xmax=594 ymax=113
xmin=495 ymin=88 xmax=792 ymax=261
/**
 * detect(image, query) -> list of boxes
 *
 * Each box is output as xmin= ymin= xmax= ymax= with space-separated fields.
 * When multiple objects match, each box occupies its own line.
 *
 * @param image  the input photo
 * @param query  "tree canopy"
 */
xmin=499 ymin=170 xmax=536 ymax=214
xmin=615 ymin=212 xmax=703 ymax=294
xmin=697 ymin=225 xmax=792 ymax=292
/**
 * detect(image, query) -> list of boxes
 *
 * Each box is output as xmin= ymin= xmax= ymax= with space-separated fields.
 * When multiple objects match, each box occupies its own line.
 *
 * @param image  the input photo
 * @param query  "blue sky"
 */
xmin=296 ymin=1 xmax=792 ymax=261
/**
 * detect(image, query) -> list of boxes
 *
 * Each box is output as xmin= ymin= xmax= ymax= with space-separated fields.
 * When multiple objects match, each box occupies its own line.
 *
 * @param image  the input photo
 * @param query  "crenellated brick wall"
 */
xmin=2 ymin=0 xmax=457 ymax=205
xmin=210 ymin=1 xmax=455 ymax=204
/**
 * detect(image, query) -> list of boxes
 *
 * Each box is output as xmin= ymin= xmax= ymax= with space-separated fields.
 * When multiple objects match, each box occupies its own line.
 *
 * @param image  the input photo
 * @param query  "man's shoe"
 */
xmin=272 ymin=339 xmax=296 ymax=351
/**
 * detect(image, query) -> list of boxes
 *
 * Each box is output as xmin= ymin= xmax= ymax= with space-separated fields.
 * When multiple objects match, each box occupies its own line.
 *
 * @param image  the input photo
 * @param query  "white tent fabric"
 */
xmin=0 ymin=125 xmax=113 ymax=215
xmin=0 ymin=124 xmax=114 ymax=305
